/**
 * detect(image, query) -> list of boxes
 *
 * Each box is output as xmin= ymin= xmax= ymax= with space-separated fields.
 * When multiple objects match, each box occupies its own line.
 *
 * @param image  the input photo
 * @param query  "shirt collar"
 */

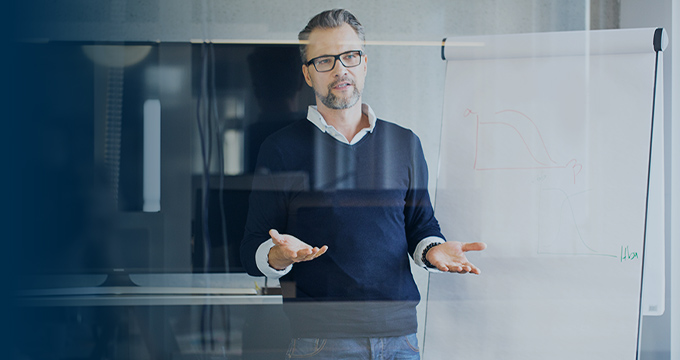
xmin=306 ymin=104 xmax=377 ymax=137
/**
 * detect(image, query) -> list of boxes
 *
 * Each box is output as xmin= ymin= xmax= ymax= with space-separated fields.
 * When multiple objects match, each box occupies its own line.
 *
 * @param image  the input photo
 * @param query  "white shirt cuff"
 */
xmin=413 ymin=236 xmax=446 ymax=273
xmin=255 ymin=239 xmax=293 ymax=279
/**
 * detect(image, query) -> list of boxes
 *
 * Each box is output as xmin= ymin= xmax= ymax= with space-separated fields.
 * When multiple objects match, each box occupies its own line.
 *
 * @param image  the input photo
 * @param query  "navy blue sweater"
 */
xmin=241 ymin=118 xmax=444 ymax=337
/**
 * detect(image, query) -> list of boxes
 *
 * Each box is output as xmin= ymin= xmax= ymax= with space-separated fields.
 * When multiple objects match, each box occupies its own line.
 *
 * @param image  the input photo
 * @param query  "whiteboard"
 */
xmin=424 ymin=28 xmax=666 ymax=360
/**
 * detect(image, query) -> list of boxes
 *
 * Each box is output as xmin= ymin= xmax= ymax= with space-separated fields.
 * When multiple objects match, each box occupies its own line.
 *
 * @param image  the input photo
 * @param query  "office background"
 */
xmin=6 ymin=0 xmax=677 ymax=359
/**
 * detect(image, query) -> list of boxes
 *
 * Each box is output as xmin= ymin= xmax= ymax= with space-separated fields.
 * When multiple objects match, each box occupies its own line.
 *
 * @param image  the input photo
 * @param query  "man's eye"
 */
xmin=316 ymin=58 xmax=331 ymax=65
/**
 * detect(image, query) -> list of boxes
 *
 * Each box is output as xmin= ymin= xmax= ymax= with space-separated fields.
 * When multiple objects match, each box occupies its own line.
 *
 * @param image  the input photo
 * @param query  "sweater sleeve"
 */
xmin=403 ymin=134 xmax=446 ymax=257
xmin=240 ymin=138 xmax=291 ymax=277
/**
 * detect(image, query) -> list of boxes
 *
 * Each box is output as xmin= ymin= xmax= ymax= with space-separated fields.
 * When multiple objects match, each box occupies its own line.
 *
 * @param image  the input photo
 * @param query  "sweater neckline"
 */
xmin=311 ymin=119 xmax=380 ymax=149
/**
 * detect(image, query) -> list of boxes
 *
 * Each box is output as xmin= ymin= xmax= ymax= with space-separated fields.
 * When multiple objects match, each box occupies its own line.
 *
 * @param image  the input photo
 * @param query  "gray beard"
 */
xmin=315 ymin=83 xmax=361 ymax=110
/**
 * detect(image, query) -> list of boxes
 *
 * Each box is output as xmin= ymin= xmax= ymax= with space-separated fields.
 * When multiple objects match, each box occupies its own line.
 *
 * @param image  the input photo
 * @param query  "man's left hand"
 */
xmin=426 ymin=241 xmax=487 ymax=274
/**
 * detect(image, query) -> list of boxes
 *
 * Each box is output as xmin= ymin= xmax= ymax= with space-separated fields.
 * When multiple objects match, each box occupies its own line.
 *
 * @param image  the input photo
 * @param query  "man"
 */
xmin=241 ymin=9 xmax=486 ymax=359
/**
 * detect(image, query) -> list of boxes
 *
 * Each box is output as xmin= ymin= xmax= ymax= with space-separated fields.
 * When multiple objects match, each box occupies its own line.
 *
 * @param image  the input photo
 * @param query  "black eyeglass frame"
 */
xmin=305 ymin=50 xmax=364 ymax=72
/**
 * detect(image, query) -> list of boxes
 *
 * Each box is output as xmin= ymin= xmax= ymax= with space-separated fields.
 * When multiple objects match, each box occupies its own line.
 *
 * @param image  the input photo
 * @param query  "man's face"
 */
xmin=302 ymin=23 xmax=367 ymax=111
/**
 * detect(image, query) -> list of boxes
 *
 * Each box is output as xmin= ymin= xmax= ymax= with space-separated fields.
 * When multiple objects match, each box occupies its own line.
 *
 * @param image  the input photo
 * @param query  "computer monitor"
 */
xmin=11 ymin=41 xmax=314 ymax=285
xmin=15 ymin=41 xmax=315 ymax=287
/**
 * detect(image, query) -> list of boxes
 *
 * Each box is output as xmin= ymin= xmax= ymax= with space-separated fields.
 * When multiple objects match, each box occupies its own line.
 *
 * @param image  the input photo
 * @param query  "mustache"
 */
xmin=328 ymin=77 xmax=356 ymax=89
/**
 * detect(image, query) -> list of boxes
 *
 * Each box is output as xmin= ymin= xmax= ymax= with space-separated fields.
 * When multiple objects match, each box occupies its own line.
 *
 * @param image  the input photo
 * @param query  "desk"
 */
xmin=16 ymin=274 xmax=283 ymax=306
xmin=14 ymin=274 xmax=290 ymax=360
xmin=18 ymin=294 xmax=282 ymax=307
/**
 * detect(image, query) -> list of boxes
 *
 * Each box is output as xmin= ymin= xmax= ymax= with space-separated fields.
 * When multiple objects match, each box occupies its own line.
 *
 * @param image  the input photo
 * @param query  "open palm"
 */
xmin=426 ymin=241 xmax=487 ymax=274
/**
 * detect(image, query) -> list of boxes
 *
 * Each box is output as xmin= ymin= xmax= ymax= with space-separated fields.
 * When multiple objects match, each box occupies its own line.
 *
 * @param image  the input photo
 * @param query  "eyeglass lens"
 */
xmin=313 ymin=51 xmax=362 ymax=72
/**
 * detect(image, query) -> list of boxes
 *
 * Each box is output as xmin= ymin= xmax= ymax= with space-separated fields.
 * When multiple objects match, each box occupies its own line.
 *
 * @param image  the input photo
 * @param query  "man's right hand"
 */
xmin=267 ymin=229 xmax=328 ymax=270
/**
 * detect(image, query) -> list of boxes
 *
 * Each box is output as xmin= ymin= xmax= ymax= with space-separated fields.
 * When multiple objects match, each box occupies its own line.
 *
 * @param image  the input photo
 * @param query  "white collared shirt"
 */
xmin=305 ymin=103 xmax=377 ymax=145
xmin=254 ymin=104 xmax=445 ymax=278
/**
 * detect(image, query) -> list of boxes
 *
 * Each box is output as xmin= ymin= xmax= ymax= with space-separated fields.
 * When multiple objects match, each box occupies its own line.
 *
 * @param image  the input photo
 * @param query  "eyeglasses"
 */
xmin=305 ymin=50 xmax=364 ymax=72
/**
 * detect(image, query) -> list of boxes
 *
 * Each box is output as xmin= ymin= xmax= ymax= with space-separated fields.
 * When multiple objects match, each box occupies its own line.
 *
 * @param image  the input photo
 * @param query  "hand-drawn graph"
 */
xmin=537 ymin=188 xmax=617 ymax=258
xmin=462 ymin=108 xmax=618 ymax=258
xmin=465 ymin=109 xmax=583 ymax=184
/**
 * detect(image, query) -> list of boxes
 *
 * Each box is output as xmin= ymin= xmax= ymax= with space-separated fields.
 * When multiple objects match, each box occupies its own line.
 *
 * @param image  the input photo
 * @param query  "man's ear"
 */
xmin=302 ymin=64 xmax=313 ymax=87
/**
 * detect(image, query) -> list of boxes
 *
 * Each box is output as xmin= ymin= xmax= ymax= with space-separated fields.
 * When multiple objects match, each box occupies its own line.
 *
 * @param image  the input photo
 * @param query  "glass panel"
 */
xmin=11 ymin=1 xmax=669 ymax=360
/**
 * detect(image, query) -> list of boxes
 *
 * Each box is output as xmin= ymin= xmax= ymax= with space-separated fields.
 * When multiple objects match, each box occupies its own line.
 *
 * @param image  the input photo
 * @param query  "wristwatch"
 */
xmin=422 ymin=242 xmax=443 ymax=268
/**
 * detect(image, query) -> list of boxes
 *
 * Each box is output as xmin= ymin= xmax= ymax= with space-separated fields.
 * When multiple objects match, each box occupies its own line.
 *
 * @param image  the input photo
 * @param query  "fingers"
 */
xmin=433 ymin=260 xmax=479 ymax=274
xmin=269 ymin=229 xmax=286 ymax=245
xmin=427 ymin=242 xmax=483 ymax=274
xmin=458 ymin=242 xmax=485 ymax=273
xmin=457 ymin=263 xmax=481 ymax=274
xmin=461 ymin=242 xmax=487 ymax=252
xmin=294 ymin=245 xmax=329 ymax=262
xmin=461 ymin=262 xmax=482 ymax=274
xmin=448 ymin=265 xmax=472 ymax=274
xmin=294 ymin=247 xmax=314 ymax=260
xmin=269 ymin=229 xmax=328 ymax=263
xmin=316 ymin=245 xmax=329 ymax=257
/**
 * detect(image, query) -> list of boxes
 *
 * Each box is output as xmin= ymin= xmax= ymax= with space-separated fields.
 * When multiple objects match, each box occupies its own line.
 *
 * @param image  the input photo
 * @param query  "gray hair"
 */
xmin=298 ymin=9 xmax=365 ymax=63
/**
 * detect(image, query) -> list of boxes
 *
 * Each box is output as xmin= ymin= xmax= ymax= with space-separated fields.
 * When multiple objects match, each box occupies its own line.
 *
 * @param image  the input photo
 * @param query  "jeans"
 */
xmin=285 ymin=334 xmax=420 ymax=360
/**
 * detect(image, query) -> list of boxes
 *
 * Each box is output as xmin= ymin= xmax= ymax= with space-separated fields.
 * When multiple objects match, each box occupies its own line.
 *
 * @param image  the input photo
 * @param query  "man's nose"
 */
xmin=331 ymin=58 xmax=348 ymax=75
